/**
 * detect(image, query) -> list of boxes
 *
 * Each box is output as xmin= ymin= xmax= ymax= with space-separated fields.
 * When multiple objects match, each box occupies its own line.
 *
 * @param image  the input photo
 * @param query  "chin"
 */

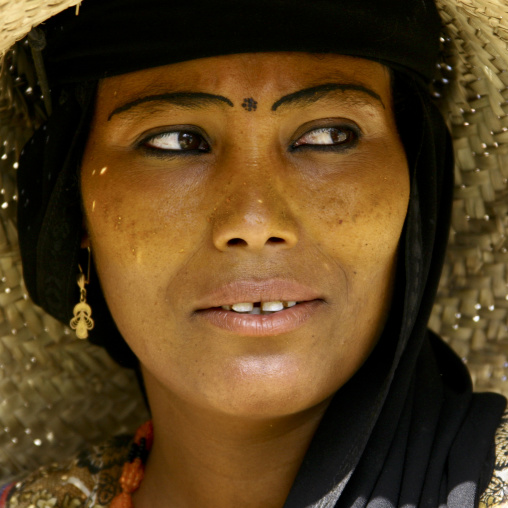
xmin=143 ymin=351 xmax=339 ymax=421
xmin=204 ymin=359 xmax=343 ymax=420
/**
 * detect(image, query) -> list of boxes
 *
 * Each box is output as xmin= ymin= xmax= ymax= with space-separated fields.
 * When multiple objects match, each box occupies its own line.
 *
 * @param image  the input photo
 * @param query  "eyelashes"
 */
xmin=290 ymin=125 xmax=360 ymax=152
xmin=141 ymin=130 xmax=211 ymax=155
xmin=138 ymin=124 xmax=361 ymax=157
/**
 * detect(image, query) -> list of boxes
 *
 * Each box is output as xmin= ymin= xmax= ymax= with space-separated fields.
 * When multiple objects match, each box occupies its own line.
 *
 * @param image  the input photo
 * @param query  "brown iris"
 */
xmin=178 ymin=132 xmax=205 ymax=150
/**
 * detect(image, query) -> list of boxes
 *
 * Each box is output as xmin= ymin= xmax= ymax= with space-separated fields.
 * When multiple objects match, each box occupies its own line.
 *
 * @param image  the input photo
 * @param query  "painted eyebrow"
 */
xmin=108 ymin=92 xmax=234 ymax=121
xmin=271 ymin=83 xmax=385 ymax=111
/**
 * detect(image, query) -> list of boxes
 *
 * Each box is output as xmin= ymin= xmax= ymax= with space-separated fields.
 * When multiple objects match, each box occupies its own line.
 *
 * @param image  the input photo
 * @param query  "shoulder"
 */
xmin=480 ymin=410 xmax=508 ymax=507
xmin=0 ymin=434 xmax=131 ymax=508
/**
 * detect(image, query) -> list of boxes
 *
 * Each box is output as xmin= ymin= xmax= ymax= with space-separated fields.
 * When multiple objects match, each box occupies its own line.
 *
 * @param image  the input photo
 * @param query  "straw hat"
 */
xmin=0 ymin=0 xmax=507 ymax=481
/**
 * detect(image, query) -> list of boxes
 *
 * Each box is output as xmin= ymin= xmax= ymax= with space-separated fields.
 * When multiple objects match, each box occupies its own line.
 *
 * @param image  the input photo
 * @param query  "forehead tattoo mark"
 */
xmin=242 ymin=98 xmax=258 ymax=112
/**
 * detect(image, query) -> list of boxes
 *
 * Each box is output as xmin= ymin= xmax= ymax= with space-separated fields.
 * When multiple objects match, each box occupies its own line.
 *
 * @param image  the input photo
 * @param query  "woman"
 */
xmin=0 ymin=0 xmax=507 ymax=506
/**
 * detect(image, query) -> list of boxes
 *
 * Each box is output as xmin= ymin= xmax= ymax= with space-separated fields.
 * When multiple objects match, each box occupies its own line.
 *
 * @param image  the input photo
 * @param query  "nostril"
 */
xmin=227 ymin=238 xmax=248 ymax=246
xmin=225 ymin=237 xmax=285 ymax=248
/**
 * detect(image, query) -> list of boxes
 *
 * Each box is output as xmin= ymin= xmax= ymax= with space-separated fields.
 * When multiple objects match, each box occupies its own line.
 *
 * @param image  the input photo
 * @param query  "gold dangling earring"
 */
xmin=70 ymin=247 xmax=95 ymax=339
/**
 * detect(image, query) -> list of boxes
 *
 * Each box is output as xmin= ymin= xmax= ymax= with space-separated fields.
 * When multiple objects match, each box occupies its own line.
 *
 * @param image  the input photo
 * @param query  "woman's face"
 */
xmin=81 ymin=53 xmax=409 ymax=418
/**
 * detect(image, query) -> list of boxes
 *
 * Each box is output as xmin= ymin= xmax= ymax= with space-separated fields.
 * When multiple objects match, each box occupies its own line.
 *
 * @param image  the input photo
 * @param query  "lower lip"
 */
xmin=196 ymin=301 xmax=323 ymax=336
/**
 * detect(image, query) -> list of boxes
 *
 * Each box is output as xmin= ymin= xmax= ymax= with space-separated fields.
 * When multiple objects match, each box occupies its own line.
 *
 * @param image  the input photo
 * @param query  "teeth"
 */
xmin=261 ymin=301 xmax=284 ymax=312
xmin=231 ymin=302 xmax=254 ymax=312
xmin=221 ymin=301 xmax=299 ymax=313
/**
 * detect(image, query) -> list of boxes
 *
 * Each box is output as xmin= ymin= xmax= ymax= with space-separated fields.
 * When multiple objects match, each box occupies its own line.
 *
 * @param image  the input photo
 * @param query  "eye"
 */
xmin=143 ymin=130 xmax=210 ymax=153
xmin=291 ymin=126 xmax=359 ymax=150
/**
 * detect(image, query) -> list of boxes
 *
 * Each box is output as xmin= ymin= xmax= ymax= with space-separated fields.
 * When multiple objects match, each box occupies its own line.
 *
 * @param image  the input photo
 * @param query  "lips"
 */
xmin=194 ymin=279 xmax=324 ymax=336
xmin=195 ymin=279 xmax=322 ymax=309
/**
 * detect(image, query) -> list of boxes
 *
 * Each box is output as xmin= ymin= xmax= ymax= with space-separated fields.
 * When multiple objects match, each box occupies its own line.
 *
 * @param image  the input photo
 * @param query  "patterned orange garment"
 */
xmin=0 ymin=434 xmax=131 ymax=507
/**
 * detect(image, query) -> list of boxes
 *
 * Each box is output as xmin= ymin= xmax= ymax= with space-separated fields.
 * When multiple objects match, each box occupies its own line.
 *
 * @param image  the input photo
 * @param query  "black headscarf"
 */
xmin=16 ymin=0 xmax=506 ymax=506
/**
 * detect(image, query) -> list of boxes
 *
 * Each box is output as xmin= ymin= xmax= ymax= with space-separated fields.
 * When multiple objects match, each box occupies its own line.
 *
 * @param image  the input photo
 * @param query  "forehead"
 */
xmin=97 ymin=52 xmax=392 ymax=108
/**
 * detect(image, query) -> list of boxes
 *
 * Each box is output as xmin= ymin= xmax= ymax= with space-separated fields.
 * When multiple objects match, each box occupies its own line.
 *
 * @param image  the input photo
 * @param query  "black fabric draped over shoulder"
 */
xmin=15 ymin=0 xmax=506 ymax=506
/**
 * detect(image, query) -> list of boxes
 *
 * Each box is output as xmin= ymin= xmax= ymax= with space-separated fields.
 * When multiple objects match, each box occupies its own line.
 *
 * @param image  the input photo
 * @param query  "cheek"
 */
xmin=297 ymin=155 xmax=409 ymax=267
xmin=80 ymin=166 xmax=216 ymax=341
xmin=82 ymin=164 xmax=206 ymax=262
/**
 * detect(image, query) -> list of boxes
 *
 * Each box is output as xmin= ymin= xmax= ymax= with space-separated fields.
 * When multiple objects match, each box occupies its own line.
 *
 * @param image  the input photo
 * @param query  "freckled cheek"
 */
xmin=82 ymin=177 xmax=208 ymax=272
xmin=303 ymin=174 xmax=408 ymax=263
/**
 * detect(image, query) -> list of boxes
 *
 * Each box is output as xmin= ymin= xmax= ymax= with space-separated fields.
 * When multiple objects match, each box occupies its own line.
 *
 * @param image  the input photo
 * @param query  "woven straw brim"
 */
xmin=0 ymin=0 xmax=82 ymax=57
xmin=0 ymin=0 xmax=149 ymax=480
xmin=0 ymin=0 xmax=507 ymax=481
xmin=431 ymin=0 xmax=508 ymax=394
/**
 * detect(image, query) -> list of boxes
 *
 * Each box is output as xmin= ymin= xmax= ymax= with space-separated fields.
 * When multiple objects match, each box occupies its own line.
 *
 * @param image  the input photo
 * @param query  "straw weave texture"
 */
xmin=0 ymin=0 xmax=81 ymax=57
xmin=431 ymin=0 xmax=508 ymax=394
xmin=0 ymin=1 xmax=149 ymax=479
xmin=0 ymin=0 xmax=507 ymax=481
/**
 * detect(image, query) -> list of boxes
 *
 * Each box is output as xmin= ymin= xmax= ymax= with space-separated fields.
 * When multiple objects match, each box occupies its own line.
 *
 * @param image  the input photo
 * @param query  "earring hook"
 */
xmin=78 ymin=246 xmax=91 ymax=285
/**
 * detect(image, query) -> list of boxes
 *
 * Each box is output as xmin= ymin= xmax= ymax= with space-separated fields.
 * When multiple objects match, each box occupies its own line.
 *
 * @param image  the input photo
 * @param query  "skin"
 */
xmin=80 ymin=53 xmax=409 ymax=508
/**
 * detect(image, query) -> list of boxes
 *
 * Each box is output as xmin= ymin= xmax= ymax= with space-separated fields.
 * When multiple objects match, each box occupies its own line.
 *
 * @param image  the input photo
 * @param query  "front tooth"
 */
xmin=261 ymin=301 xmax=284 ymax=312
xmin=232 ymin=302 xmax=254 ymax=312
xmin=285 ymin=301 xmax=297 ymax=308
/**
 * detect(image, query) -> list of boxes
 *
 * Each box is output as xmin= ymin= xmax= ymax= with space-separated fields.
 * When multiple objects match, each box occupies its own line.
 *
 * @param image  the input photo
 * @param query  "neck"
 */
xmin=133 ymin=372 xmax=330 ymax=508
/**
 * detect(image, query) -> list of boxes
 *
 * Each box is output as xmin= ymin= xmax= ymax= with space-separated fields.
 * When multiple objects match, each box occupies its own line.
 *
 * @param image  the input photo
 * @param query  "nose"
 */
xmin=212 ymin=179 xmax=299 ymax=253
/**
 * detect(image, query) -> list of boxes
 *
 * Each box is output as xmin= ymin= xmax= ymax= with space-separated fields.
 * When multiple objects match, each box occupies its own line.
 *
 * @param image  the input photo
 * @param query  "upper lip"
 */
xmin=195 ymin=279 xmax=323 ymax=310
